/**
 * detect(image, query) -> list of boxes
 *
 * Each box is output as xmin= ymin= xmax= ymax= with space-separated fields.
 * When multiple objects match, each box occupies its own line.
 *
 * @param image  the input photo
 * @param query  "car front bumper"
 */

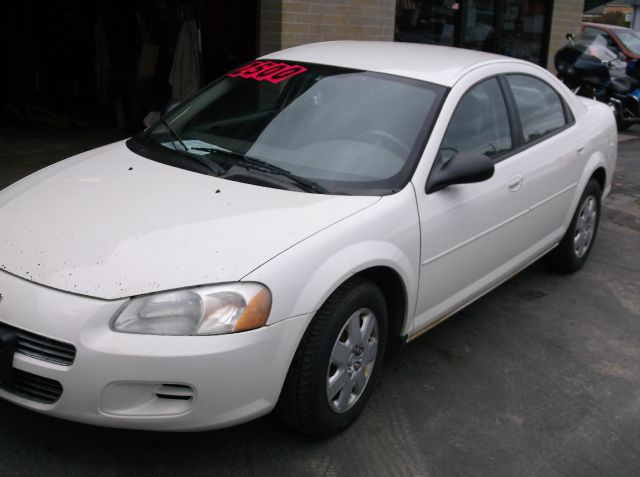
xmin=0 ymin=270 xmax=309 ymax=431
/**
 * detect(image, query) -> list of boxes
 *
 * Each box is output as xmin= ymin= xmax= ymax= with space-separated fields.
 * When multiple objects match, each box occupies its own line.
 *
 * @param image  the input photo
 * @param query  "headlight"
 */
xmin=111 ymin=283 xmax=271 ymax=335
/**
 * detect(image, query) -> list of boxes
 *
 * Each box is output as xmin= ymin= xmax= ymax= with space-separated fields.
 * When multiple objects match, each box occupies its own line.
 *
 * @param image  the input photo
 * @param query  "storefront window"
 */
xmin=395 ymin=0 xmax=551 ymax=66
xmin=462 ymin=0 xmax=498 ymax=52
xmin=499 ymin=0 xmax=547 ymax=64
xmin=396 ymin=0 xmax=460 ymax=46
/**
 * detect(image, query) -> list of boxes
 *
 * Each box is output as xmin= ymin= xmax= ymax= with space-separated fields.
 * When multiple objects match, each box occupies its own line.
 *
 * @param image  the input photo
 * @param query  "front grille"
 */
xmin=1 ymin=369 xmax=63 ymax=404
xmin=0 ymin=323 xmax=76 ymax=366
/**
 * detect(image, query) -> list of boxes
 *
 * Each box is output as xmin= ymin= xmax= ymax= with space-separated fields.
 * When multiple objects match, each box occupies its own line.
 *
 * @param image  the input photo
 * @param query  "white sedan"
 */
xmin=0 ymin=41 xmax=617 ymax=437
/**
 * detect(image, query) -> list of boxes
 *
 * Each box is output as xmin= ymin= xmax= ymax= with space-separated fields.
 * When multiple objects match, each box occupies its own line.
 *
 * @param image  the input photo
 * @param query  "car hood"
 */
xmin=0 ymin=141 xmax=379 ymax=300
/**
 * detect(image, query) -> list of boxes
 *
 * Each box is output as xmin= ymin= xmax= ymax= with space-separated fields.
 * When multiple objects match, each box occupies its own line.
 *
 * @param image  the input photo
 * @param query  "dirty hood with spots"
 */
xmin=0 ymin=141 xmax=379 ymax=300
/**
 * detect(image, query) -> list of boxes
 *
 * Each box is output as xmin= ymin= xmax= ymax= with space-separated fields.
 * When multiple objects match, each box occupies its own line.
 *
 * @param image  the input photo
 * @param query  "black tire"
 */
xmin=277 ymin=277 xmax=388 ymax=437
xmin=547 ymin=179 xmax=602 ymax=273
xmin=614 ymin=103 xmax=633 ymax=131
xmin=617 ymin=117 xmax=633 ymax=131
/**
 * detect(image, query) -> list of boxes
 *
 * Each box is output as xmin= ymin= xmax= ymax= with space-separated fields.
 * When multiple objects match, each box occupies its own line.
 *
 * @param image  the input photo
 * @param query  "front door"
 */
xmin=413 ymin=76 xmax=533 ymax=333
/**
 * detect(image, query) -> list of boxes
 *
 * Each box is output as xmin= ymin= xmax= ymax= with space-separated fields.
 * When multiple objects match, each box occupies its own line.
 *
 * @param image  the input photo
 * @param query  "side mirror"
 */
xmin=426 ymin=151 xmax=495 ymax=194
xmin=162 ymin=99 xmax=182 ymax=117
xmin=566 ymin=32 xmax=574 ymax=46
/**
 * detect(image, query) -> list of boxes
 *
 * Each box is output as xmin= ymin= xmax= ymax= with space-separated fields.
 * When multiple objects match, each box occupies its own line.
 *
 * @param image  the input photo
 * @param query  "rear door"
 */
xmin=503 ymin=73 xmax=582 ymax=252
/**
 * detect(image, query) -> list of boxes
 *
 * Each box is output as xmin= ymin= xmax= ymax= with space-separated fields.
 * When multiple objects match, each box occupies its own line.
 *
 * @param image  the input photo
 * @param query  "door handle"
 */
xmin=508 ymin=174 xmax=523 ymax=192
xmin=577 ymin=144 xmax=586 ymax=155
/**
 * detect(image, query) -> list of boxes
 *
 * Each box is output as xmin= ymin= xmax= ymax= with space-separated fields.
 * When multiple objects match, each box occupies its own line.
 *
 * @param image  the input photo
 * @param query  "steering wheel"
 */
xmin=356 ymin=130 xmax=410 ymax=157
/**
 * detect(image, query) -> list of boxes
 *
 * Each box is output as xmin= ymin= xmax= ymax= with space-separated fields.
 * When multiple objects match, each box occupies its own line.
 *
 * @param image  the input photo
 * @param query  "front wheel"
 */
xmin=616 ymin=115 xmax=633 ymax=131
xmin=610 ymin=99 xmax=634 ymax=131
xmin=547 ymin=179 xmax=601 ymax=273
xmin=277 ymin=277 xmax=388 ymax=437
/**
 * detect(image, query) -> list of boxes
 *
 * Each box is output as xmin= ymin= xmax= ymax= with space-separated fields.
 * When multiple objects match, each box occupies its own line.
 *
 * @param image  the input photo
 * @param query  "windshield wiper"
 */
xmin=191 ymin=147 xmax=330 ymax=194
xmin=179 ymin=151 xmax=226 ymax=176
xmin=158 ymin=120 xmax=225 ymax=176
xmin=161 ymin=118 xmax=188 ymax=151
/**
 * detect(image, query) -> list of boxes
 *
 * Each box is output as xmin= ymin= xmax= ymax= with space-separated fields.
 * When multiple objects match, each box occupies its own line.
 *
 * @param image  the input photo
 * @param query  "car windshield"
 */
xmin=615 ymin=30 xmax=640 ymax=55
xmin=130 ymin=61 xmax=445 ymax=195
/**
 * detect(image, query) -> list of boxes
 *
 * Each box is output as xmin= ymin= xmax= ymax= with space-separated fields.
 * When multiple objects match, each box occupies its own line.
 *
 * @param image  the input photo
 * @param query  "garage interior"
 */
xmin=1 ymin=0 xmax=259 ymax=134
xmin=0 ymin=0 xmax=260 ymax=189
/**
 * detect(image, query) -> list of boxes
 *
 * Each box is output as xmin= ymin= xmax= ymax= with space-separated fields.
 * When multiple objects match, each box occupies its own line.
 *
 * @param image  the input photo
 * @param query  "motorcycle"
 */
xmin=555 ymin=32 xmax=640 ymax=130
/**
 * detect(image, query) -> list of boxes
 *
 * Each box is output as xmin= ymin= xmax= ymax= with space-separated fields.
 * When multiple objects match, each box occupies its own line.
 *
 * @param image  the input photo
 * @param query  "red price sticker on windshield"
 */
xmin=228 ymin=61 xmax=307 ymax=84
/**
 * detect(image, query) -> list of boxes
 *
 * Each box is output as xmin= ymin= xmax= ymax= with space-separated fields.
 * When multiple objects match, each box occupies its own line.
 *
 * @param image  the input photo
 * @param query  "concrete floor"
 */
xmin=0 ymin=123 xmax=639 ymax=476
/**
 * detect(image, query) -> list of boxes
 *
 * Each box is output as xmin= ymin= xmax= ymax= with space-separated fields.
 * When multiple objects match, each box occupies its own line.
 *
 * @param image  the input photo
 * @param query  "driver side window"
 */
xmin=439 ymin=78 xmax=512 ymax=162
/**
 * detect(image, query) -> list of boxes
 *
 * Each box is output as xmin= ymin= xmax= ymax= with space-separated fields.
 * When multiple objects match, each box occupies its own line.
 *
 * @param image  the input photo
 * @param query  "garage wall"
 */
xmin=259 ymin=0 xmax=395 ymax=55
xmin=546 ymin=0 xmax=585 ymax=71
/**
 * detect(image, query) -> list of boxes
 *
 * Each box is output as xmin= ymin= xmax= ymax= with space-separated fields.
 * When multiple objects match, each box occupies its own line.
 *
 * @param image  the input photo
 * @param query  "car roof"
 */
xmin=260 ymin=41 xmax=522 ymax=87
xmin=583 ymin=22 xmax=630 ymax=31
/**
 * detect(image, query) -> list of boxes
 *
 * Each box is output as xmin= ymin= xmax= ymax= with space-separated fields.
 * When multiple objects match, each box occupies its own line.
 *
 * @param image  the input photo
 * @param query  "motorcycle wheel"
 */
xmin=617 ymin=116 xmax=633 ymax=131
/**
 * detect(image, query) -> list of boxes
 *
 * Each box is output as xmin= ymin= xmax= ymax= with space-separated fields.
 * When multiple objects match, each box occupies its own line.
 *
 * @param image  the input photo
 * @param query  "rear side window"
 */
xmin=506 ymin=75 xmax=567 ymax=143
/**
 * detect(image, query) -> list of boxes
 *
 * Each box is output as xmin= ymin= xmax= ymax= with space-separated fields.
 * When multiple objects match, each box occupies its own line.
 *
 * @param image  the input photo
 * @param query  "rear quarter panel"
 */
xmin=567 ymin=98 xmax=617 ymax=228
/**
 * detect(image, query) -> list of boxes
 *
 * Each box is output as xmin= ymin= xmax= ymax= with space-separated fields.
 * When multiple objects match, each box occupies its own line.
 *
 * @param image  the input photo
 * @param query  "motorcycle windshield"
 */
xmin=570 ymin=34 xmax=619 ymax=63
xmin=556 ymin=33 xmax=626 ymax=78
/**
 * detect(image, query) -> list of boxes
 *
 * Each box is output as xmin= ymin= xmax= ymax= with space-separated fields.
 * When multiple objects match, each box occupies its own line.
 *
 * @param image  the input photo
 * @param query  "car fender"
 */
xmin=242 ymin=185 xmax=421 ymax=337
xmin=291 ymin=240 xmax=415 ymax=330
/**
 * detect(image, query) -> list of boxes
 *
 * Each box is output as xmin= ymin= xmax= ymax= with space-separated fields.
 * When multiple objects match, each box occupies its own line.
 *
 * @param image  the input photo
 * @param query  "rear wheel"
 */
xmin=547 ymin=179 xmax=601 ymax=273
xmin=277 ymin=277 xmax=387 ymax=437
